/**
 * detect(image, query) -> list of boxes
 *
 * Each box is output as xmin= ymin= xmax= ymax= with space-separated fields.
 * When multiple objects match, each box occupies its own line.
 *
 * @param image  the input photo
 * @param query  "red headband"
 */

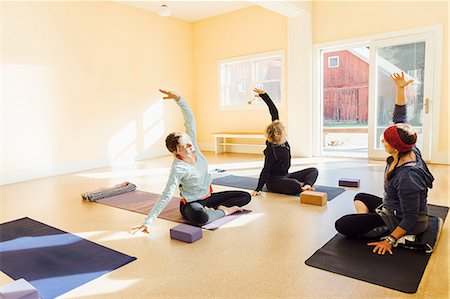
xmin=383 ymin=125 xmax=415 ymax=152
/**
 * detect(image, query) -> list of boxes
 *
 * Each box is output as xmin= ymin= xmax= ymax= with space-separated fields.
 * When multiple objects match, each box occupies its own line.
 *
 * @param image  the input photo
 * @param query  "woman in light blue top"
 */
xmin=131 ymin=89 xmax=251 ymax=234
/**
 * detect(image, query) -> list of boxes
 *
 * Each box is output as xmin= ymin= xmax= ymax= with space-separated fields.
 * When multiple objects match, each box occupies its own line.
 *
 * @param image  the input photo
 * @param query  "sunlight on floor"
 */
xmin=0 ymin=235 xmax=80 ymax=252
xmin=219 ymin=212 xmax=265 ymax=229
xmin=76 ymin=156 xmax=381 ymax=181
xmin=62 ymin=276 xmax=141 ymax=298
xmin=75 ymin=230 xmax=142 ymax=242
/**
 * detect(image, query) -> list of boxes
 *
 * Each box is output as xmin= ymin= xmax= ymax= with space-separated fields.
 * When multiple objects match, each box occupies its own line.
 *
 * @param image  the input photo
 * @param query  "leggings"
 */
xmin=180 ymin=190 xmax=251 ymax=227
xmin=266 ymin=167 xmax=319 ymax=195
xmin=335 ymin=193 xmax=386 ymax=237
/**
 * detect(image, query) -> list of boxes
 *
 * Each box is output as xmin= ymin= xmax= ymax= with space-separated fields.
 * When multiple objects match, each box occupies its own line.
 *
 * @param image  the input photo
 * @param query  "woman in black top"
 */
xmin=251 ymin=88 xmax=319 ymax=196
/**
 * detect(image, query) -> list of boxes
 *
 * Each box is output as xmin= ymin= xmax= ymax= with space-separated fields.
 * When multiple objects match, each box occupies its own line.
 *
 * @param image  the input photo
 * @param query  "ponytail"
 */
xmin=385 ymin=150 xmax=411 ymax=181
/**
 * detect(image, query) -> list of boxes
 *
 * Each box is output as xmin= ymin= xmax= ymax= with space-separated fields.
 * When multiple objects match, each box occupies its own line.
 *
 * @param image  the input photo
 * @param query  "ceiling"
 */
xmin=116 ymin=1 xmax=255 ymax=22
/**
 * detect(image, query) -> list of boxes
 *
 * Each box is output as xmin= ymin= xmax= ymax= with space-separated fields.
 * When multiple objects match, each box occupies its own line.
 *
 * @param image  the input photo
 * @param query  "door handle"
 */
xmin=424 ymin=98 xmax=430 ymax=114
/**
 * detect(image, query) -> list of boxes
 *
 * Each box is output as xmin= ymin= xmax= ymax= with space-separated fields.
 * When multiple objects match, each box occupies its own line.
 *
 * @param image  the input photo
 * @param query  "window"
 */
xmin=219 ymin=51 xmax=284 ymax=109
xmin=328 ymin=56 xmax=339 ymax=68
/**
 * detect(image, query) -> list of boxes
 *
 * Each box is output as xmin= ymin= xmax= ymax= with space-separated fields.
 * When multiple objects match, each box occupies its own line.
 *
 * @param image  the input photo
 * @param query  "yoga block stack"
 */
xmin=300 ymin=191 xmax=327 ymax=206
xmin=338 ymin=178 xmax=360 ymax=187
xmin=170 ymin=224 xmax=202 ymax=243
xmin=0 ymin=278 xmax=39 ymax=299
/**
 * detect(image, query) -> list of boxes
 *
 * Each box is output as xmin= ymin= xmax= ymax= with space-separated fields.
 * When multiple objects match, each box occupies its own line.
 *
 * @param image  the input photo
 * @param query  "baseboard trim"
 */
xmin=1 ymin=148 xmax=170 ymax=185
xmin=1 ymin=158 xmax=111 ymax=185
xmin=431 ymin=151 xmax=450 ymax=165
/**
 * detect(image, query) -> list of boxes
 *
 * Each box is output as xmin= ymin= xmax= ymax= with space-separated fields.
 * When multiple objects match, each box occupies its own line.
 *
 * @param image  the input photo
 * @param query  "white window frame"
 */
xmin=312 ymin=25 xmax=443 ymax=163
xmin=218 ymin=50 xmax=285 ymax=110
xmin=328 ymin=56 xmax=339 ymax=68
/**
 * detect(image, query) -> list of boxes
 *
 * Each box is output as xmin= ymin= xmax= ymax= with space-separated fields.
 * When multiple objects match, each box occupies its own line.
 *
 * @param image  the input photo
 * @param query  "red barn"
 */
xmin=323 ymin=50 xmax=369 ymax=124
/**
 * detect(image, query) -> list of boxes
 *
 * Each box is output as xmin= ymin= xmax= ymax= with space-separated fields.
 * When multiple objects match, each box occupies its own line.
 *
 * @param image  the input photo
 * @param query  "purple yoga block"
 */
xmin=0 ymin=278 xmax=39 ymax=299
xmin=170 ymin=224 xmax=202 ymax=243
xmin=339 ymin=178 xmax=360 ymax=188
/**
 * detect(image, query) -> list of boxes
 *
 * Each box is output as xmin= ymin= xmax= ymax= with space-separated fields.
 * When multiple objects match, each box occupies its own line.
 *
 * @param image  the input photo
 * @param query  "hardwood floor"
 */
xmin=1 ymin=153 xmax=448 ymax=298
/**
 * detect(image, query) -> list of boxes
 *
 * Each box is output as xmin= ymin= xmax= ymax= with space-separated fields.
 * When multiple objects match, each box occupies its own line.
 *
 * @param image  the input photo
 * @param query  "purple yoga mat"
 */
xmin=96 ymin=190 xmax=251 ymax=230
xmin=202 ymin=210 xmax=252 ymax=230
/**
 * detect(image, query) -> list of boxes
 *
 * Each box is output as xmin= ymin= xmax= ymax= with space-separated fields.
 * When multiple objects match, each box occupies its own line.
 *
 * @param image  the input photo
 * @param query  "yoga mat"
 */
xmin=81 ymin=182 xmax=136 ymax=202
xmin=212 ymin=174 xmax=346 ymax=200
xmin=0 ymin=217 xmax=136 ymax=299
xmin=202 ymin=210 xmax=252 ymax=231
xmin=97 ymin=190 xmax=251 ymax=230
xmin=305 ymin=204 xmax=449 ymax=293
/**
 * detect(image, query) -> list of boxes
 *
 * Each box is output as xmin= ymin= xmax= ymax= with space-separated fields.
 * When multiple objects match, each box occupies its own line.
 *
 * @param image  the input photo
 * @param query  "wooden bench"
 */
xmin=212 ymin=132 xmax=266 ymax=154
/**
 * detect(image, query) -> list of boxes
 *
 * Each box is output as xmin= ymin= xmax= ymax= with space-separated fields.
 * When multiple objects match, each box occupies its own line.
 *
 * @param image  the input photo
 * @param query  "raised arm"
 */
xmin=389 ymin=72 xmax=414 ymax=124
xmin=159 ymin=89 xmax=197 ymax=144
xmin=254 ymin=88 xmax=279 ymax=121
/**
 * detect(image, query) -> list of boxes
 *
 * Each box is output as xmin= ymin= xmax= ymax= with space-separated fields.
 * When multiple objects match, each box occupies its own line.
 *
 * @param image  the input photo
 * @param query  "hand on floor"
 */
xmin=251 ymin=190 xmax=261 ymax=196
xmin=367 ymin=240 xmax=393 ymax=255
xmin=301 ymin=184 xmax=316 ymax=191
xmin=218 ymin=205 xmax=243 ymax=216
xmin=130 ymin=225 xmax=149 ymax=234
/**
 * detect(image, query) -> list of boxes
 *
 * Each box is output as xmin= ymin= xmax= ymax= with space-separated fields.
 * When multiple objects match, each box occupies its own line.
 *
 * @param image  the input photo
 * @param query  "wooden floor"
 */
xmin=1 ymin=153 xmax=449 ymax=298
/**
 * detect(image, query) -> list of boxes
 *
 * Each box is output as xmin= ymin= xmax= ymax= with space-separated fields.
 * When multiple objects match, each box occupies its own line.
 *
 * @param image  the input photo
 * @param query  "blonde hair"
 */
xmin=266 ymin=120 xmax=286 ymax=144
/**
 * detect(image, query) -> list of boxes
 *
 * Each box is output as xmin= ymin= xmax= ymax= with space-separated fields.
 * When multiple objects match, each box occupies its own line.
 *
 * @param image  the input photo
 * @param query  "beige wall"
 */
xmin=1 ymin=1 xmax=193 ymax=182
xmin=3 ymin=1 xmax=448 ymax=184
xmin=192 ymin=6 xmax=288 ymax=150
xmin=312 ymin=1 xmax=449 ymax=156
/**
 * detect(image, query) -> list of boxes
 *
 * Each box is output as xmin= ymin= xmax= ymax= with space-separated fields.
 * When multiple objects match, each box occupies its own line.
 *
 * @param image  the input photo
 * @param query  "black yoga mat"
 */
xmin=212 ymin=174 xmax=346 ymax=200
xmin=0 ymin=217 xmax=136 ymax=299
xmin=305 ymin=204 xmax=449 ymax=293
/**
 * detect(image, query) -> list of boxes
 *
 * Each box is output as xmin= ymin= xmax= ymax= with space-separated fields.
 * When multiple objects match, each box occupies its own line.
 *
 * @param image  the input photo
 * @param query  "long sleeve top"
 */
xmin=382 ymin=104 xmax=434 ymax=232
xmin=255 ymin=93 xmax=291 ymax=192
xmin=143 ymin=98 xmax=211 ymax=227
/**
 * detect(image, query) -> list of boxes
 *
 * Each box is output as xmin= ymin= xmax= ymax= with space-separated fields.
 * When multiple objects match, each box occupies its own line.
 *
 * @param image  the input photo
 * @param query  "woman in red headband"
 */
xmin=335 ymin=72 xmax=435 ymax=255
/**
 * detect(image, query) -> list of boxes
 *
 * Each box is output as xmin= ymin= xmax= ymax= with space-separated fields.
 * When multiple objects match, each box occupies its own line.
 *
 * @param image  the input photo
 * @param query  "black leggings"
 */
xmin=266 ymin=167 xmax=319 ymax=195
xmin=180 ymin=191 xmax=251 ymax=227
xmin=335 ymin=193 xmax=386 ymax=237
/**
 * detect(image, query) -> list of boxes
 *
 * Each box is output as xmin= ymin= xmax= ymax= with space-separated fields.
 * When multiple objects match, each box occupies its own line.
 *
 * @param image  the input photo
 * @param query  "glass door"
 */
xmin=368 ymin=33 xmax=434 ymax=160
xmin=321 ymin=46 xmax=370 ymax=157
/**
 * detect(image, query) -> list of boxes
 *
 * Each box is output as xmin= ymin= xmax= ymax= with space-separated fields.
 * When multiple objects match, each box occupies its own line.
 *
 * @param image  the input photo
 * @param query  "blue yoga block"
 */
xmin=170 ymin=224 xmax=202 ymax=243
xmin=339 ymin=178 xmax=360 ymax=188
xmin=0 ymin=278 xmax=39 ymax=299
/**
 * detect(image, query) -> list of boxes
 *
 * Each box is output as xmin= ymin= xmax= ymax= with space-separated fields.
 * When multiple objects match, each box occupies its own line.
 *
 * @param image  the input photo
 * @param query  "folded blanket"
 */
xmin=81 ymin=182 xmax=137 ymax=202
xmin=379 ymin=215 xmax=444 ymax=253
xmin=398 ymin=216 xmax=444 ymax=253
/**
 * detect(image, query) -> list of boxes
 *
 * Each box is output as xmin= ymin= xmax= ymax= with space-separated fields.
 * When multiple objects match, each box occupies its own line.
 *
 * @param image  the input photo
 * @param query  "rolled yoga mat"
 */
xmin=0 ymin=217 xmax=136 ymax=299
xmin=212 ymin=174 xmax=346 ymax=200
xmin=81 ymin=182 xmax=137 ymax=202
xmin=96 ymin=190 xmax=252 ymax=231
xmin=305 ymin=204 xmax=449 ymax=293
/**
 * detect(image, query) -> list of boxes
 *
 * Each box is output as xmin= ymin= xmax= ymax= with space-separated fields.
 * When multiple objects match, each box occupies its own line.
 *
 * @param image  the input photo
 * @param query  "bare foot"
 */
xmin=218 ymin=205 xmax=243 ymax=216
xmin=301 ymin=184 xmax=316 ymax=191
